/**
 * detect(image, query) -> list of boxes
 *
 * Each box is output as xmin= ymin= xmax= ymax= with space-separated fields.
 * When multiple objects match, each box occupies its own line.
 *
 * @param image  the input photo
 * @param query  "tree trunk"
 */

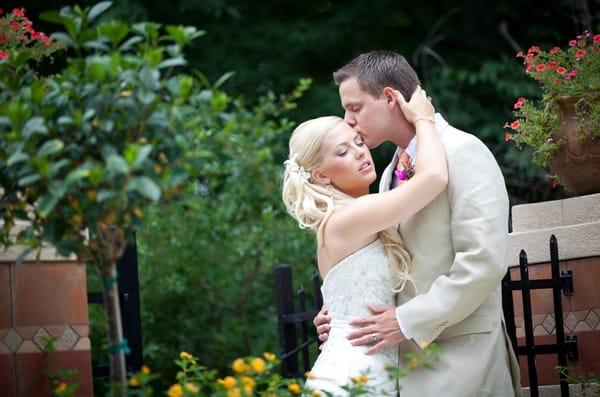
xmin=92 ymin=225 xmax=128 ymax=395
xmin=102 ymin=261 xmax=127 ymax=393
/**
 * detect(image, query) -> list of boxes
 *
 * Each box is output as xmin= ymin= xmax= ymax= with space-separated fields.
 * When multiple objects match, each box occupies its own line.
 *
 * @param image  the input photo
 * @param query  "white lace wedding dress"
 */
xmin=305 ymin=239 xmax=399 ymax=396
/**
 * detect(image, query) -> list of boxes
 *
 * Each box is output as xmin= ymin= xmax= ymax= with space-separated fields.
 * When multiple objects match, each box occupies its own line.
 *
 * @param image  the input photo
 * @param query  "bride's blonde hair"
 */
xmin=281 ymin=116 xmax=413 ymax=292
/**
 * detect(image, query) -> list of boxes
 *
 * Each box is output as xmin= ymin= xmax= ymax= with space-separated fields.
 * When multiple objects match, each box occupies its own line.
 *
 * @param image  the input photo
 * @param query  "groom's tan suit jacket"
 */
xmin=380 ymin=114 xmax=522 ymax=396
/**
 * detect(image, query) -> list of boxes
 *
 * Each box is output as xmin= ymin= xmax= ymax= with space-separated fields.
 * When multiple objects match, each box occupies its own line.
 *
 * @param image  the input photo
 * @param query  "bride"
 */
xmin=281 ymin=86 xmax=447 ymax=395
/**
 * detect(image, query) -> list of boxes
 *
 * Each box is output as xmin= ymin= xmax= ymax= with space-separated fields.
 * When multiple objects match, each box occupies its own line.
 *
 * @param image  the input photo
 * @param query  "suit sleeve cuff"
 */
xmin=395 ymin=306 xmax=415 ymax=342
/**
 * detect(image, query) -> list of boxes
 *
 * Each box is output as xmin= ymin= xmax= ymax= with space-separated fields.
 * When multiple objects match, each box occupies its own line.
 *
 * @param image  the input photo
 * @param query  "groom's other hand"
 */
xmin=347 ymin=305 xmax=406 ymax=355
xmin=314 ymin=306 xmax=331 ymax=351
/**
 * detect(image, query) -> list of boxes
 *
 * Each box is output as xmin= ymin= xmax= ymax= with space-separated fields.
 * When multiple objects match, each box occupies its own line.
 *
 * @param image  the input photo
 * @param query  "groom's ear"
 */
xmin=311 ymin=170 xmax=330 ymax=185
xmin=382 ymin=87 xmax=397 ymax=109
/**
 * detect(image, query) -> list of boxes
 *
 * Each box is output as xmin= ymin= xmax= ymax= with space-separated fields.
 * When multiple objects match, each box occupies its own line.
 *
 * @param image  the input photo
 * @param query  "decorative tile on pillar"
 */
xmin=16 ymin=341 xmax=41 ymax=353
xmin=59 ymin=326 xmax=79 ymax=350
xmin=574 ymin=321 xmax=593 ymax=332
xmin=32 ymin=327 xmax=51 ymax=351
xmin=0 ymin=341 xmax=10 ymax=354
xmin=564 ymin=312 xmax=578 ymax=332
xmin=533 ymin=325 xmax=548 ymax=336
xmin=3 ymin=329 xmax=22 ymax=352
xmin=585 ymin=310 xmax=599 ymax=330
xmin=542 ymin=314 xmax=555 ymax=334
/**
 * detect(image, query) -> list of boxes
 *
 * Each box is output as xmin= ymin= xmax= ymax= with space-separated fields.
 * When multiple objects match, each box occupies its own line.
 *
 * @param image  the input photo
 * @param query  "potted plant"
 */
xmin=504 ymin=32 xmax=600 ymax=194
xmin=1 ymin=2 xmax=209 ymax=394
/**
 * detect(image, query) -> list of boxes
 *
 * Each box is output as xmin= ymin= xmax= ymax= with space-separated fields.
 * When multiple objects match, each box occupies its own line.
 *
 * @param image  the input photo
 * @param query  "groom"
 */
xmin=314 ymin=51 xmax=522 ymax=396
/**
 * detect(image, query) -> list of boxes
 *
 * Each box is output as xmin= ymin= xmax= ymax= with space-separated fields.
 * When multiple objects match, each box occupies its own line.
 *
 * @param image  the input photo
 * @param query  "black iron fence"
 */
xmin=274 ymin=264 xmax=322 ymax=378
xmin=275 ymin=234 xmax=578 ymax=396
xmin=502 ymin=234 xmax=578 ymax=397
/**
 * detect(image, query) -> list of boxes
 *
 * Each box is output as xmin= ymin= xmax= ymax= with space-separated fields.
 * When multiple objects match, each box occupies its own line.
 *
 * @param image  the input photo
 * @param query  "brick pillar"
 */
xmin=507 ymin=192 xmax=600 ymax=386
xmin=0 ymin=240 xmax=93 ymax=397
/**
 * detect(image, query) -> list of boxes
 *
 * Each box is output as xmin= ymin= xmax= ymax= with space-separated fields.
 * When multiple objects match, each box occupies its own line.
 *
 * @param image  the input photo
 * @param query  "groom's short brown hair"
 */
xmin=333 ymin=51 xmax=421 ymax=102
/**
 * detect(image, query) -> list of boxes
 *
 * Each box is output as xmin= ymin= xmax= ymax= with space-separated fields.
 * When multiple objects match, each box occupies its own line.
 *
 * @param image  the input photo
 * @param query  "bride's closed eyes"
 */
xmin=335 ymin=135 xmax=365 ymax=156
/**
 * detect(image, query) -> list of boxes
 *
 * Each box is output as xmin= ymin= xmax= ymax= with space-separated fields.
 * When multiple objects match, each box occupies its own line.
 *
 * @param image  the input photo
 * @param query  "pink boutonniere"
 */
xmin=394 ymin=161 xmax=415 ymax=182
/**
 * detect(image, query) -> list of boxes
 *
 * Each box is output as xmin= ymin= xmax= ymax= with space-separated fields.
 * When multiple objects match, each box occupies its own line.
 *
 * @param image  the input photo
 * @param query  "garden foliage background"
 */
xmin=16 ymin=0 xmax=600 ymax=391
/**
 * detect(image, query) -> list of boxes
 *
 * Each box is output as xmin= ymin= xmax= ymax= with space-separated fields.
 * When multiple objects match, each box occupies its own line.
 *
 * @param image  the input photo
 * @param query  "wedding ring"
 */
xmin=427 ymin=96 xmax=432 ymax=101
xmin=371 ymin=334 xmax=378 ymax=343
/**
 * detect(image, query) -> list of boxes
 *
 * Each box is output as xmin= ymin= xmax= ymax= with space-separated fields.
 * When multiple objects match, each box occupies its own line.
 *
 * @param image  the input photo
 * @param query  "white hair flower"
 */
xmin=284 ymin=159 xmax=310 ymax=181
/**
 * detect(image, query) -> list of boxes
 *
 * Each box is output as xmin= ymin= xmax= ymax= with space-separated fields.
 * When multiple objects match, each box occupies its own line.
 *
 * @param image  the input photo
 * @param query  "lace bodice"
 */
xmin=321 ymin=239 xmax=397 ymax=320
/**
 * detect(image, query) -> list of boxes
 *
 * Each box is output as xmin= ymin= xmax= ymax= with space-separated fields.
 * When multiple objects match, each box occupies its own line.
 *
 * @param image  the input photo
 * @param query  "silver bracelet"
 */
xmin=414 ymin=117 xmax=434 ymax=124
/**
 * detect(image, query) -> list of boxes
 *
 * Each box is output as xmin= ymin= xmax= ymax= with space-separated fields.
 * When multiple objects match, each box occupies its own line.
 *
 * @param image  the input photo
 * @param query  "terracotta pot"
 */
xmin=548 ymin=95 xmax=600 ymax=195
xmin=0 ymin=244 xmax=93 ymax=397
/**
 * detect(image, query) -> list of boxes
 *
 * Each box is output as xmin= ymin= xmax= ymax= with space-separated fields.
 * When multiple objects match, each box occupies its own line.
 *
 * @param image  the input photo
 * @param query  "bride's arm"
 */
xmin=330 ymin=87 xmax=448 ymax=240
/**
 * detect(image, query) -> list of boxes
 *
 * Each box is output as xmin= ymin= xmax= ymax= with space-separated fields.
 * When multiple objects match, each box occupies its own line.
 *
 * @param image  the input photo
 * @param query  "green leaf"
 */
xmin=49 ymin=159 xmax=71 ymax=177
xmin=97 ymin=20 xmax=129 ymax=48
xmin=127 ymin=176 xmax=161 ymax=201
xmin=7 ymin=152 xmax=29 ymax=166
xmin=97 ymin=189 xmax=116 ymax=202
xmin=214 ymin=71 xmax=236 ymax=89
xmin=66 ymin=168 xmax=90 ymax=185
xmin=157 ymin=57 xmax=187 ymax=70
xmin=118 ymin=36 xmax=143 ymax=52
xmin=50 ymin=32 xmax=77 ymax=48
xmin=23 ymin=117 xmax=48 ymax=138
xmin=87 ymin=1 xmax=113 ymax=21
xmin=37 ymin=139 xmax=64 ymax=157
xmin=37 ymin=194 xmax=60 ymax=218
xmin=106 ymin=154 xmax=130 ymax=175
xmin=18 ymin=174 xmax=41 ymax=187
xmin=134 ymin=145 xmax=153 ymax=169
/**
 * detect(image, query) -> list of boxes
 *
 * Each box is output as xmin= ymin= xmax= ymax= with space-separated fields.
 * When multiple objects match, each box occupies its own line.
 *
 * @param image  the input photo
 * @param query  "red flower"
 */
xmin=516 ymin=51 xmax=523 ymax=58
xmin=526 ymin=53 xmax=534 ymax=60
xmin=550 ymin=47 xmax=560 ymax=55
xmin=549 ymin=61 xmax=557 ymax=69
xmin=0 ymin=35 xmax=5 ymax=45
xmin=0 ymin=50 xmax=8 ymax=60
xmin=552 ymin=179 xmax=558 ymax=189
xmin=10 ymin=21 xmax=20 ymax=31
xmin=514 ymin=97 xmax=525 ymax=109
xmin=0 ymin=8 xmax=4 ymax=14
xmin=505 ymin=133 xmax=512 ymax=142
xmin=19 ymin=34 xmax=27 ymax=42
xmin=536 ymin=64 xmax=546 ymax=72
xmin=569 ymin=40 xmax=577 ymax=47
xmin=12 ymin=7 xmax=25 ymax=17
xmin=575 ymin=49 xmax=586 ymax=59
xmin=41 ymin=34 xmax=52 ymax=46
xmin=594 ymin=34 xmax=600 ymax=44
xmin=510 ymin=120 xmax=520 ymax=130
xmin=554 ymin=78 xmax=562 ymax=85
xmin=556 ymin=67 xmax=567 ymax=74
xmin=527 ymin=46 xmax=539 ymax=53
xmin=32 ymin=31 xmax=42 ymax=39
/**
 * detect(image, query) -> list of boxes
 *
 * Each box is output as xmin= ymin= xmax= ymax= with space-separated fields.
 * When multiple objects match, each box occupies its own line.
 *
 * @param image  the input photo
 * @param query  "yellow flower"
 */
xmin=305 ymin=371 xmax=316 ymax=379
xmin=249 ymin=357 xmax=266 ymax=373
xmin=240 ymin=375 xmax=256 ymax=388
xmin=232 ymin=358 xmax=248 ymax=373
xmin=118 ymin=90 xmax=132 ymax=98
xmin=55 ymin=382 xmax=68 ymax=392
xmin=227 ymin=388 xmax=241 ymax=397
xmin=185 ymin=382 xmax=200 ymax=393
xmin=351 ymin=375 xmax=369 ymax=385
xmin=263 ymin=352 xmax=277 ymax=361
xmin=141 ymin=365 xmax=151 ymax=374
xmin=419 ymin=341 xmax=429 ymax=349
xmin=219 ymin=376 xmax=237 ymax=389
xmin=288 ymin=383 xmax=301 ymax=395
xmin=167 ymin=384 xmax=183 ymax=397
xmin=128 ymin=377 xmax=140 ymax=387
xmin=312 ymin=392 xmax=322 ymax=397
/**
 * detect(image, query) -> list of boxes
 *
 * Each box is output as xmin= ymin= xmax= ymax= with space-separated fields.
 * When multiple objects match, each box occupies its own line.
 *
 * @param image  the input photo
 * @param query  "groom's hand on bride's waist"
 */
xmin=314 ymin=306 xmax=331 ymax=351
xmin=347 ymin=305 xmax=406 ymax=355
